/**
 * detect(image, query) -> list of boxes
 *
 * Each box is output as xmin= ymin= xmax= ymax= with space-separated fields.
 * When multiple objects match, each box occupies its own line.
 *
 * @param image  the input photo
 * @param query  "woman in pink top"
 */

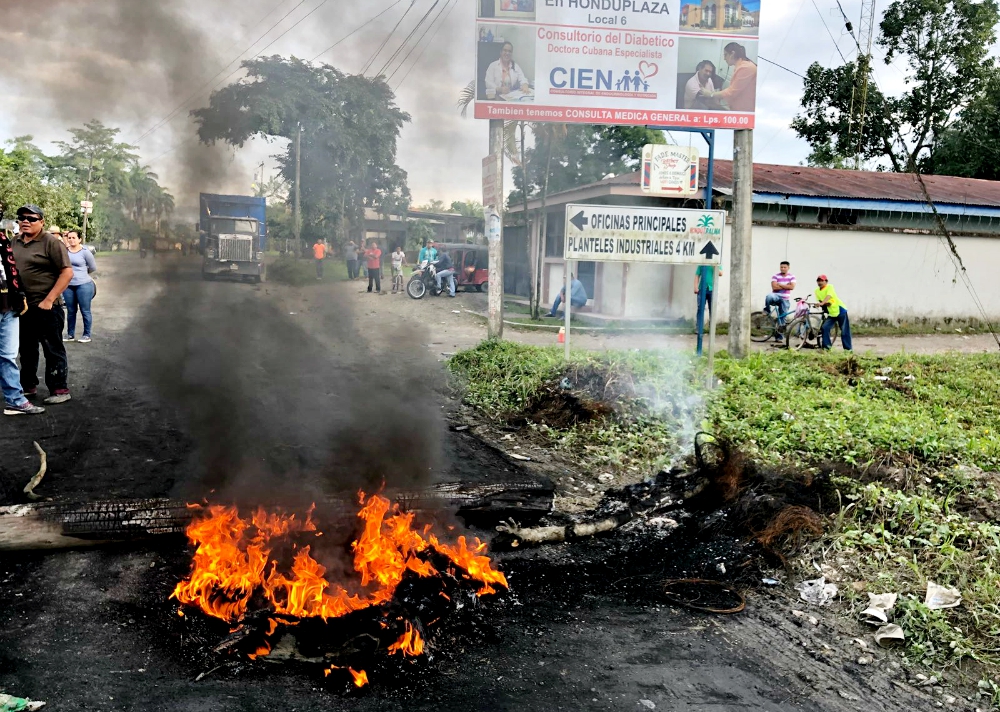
xmin=701 ymin=43 xmax=758 ymax=112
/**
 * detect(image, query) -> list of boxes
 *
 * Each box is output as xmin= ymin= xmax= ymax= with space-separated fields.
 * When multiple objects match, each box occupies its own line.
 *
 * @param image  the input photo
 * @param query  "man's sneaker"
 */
xmin=4 ymin=401 xmax=46 ymax=416
xmin=63 ymin=334 xmax=75 ymax=342
xmin=43 ymin=391 xmax=72 ymax=405
xmin=78 ymin=336 xmax=92 ymax=343
xmin=23 ymin=388 xmax=37 ymax=398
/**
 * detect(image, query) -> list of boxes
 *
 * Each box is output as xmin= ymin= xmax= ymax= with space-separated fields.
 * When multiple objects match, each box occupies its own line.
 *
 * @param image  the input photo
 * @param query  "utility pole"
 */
xmin=728 ymin=129 xmax=753 ymax=358
xmin=487 ymin=119 xmax=505 ymax=340
xmin=294 ymin=124 xmax=302 ymax=254
xmin=81 ymin=153 xmax=95 ymax=243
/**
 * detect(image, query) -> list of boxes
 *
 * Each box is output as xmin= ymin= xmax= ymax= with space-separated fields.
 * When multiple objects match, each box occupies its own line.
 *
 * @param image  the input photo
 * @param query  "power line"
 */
xmin=391 ymin=0 xmax=458 ymax=89
xmin=758 ymin=56 xmax=805 ymax=80
xmin=133 ymin=0 xmax=312 ymax=145
xmin=810 ymin=0 xmax=848 ymax=64
xmin=360 ymin=0 xmax=417 ymax=75
xmin=387 ymin=0 xmax=456 ymax=85
xmin=148 ymin=2 xmax=404 ymax=165
xmin=374 ymin=0 xmax=441 ymax=77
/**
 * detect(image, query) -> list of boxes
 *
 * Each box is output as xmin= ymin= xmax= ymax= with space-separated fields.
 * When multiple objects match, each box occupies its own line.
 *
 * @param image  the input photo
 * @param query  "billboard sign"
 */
xmin=641 ymin=144 xmax=699 ymax=195
xmin=564 ymin=203 xmax=724 ymax=264
xmin=474 ymin=0 xmax=761 ymax=128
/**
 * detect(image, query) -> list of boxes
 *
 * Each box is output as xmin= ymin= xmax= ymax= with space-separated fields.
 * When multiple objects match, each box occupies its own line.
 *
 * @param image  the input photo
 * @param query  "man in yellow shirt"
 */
xmin=815 ymin=275 xmax=852 ymax=351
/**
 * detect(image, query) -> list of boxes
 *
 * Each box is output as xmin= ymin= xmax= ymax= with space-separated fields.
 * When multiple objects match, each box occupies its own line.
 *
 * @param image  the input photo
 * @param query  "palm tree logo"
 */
xmin=697 ymin=215 xmax=715 ymax=228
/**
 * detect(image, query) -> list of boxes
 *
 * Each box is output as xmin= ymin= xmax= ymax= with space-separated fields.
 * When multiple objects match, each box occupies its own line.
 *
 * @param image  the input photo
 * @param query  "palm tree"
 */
xmin=127 ymin=163 xmax=160 ymax=227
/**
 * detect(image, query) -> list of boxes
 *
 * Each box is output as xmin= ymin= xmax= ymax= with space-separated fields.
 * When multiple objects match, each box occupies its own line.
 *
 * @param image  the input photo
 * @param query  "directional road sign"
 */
xmin=564 ymin=203 xmax=725 ymax=265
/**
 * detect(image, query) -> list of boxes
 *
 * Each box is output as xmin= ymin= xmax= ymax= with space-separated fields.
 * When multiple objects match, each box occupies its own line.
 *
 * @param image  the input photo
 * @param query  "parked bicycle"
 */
xmin=784 ymin=295 xmax=841 ymax=350
xmin=750 ymin=298 xmax=805 ymax=343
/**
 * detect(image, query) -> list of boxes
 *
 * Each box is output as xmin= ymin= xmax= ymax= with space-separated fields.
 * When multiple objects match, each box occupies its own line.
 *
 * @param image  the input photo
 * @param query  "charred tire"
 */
xmin=407 ymin=276 xmax=427 ymax=299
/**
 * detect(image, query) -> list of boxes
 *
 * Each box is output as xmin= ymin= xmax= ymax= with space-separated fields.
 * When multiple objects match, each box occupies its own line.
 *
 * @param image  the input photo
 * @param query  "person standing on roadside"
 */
xmin=12 ymin=205 xmax=73 ymax=404
xmin=312 ymin=238 xmax=327 ymax=280
xmin=764 ymin=261 xmax=796 ymax=341
xmin=0 ymin=223 xmax=44 ymax=415
xmin=344 ymin=239 xmax=359 ymax=280
xmin=815 ymin=275 xmax=853 ymax=351
xmin=63 ymin=230 xmax=97 ymax=343
xmin=364 ymin=240 xmax=382 ymax=293
xmin=694 ymin=263 xmax=717 ymax=356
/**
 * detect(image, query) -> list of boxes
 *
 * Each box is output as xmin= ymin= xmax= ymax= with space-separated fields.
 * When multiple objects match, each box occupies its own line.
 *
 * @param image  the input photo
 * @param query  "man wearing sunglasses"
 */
xmin=12 ymin=205 xmax=73 ymax=404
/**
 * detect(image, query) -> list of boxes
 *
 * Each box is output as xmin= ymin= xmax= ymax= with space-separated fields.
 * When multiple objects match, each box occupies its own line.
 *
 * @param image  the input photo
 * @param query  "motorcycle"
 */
xmin=406 ymin=261 xmax=445 ymax=299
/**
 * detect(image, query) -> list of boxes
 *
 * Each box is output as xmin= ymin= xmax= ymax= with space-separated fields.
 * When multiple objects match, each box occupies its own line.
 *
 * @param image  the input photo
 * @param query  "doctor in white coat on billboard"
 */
xmin=485 ymin=42 xmax=531 ymax=99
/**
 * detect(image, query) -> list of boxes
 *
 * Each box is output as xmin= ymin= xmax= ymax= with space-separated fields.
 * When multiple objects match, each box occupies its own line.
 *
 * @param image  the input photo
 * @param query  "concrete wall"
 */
xmin=541 ymin=224 xmax=1000 ymax=323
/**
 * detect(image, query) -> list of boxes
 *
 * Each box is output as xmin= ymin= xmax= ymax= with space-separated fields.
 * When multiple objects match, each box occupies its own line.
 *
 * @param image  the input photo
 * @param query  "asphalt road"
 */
xmin=0 ymin=255 xmax=972 ymax=712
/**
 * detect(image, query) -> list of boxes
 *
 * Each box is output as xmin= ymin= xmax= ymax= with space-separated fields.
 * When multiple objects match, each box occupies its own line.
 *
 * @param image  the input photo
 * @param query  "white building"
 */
xmin=504 ymin=160 xmax=1000 ymax=325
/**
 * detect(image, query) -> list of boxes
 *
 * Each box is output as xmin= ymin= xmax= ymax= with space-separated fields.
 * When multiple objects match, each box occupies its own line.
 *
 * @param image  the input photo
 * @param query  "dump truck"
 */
xmin=199 ymin=193 xmax=266 ymax=282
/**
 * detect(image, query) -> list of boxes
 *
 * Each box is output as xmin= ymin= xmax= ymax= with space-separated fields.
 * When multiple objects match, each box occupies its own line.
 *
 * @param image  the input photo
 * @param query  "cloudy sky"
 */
xmin=0 ymin=0 xmax=908 ymax=210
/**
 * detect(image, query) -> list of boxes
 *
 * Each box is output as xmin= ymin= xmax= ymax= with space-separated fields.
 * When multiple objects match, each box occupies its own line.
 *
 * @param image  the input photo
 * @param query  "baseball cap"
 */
xmin=816 ymin=274 xmax=828 ymax=282
xmin=16 ymin=204 xmax=44 ymax=219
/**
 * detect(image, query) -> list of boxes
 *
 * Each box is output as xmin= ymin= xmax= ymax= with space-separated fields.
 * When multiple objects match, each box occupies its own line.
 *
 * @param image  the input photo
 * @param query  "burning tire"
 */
xmin=406 ymin=275 xmax=427 ymax=299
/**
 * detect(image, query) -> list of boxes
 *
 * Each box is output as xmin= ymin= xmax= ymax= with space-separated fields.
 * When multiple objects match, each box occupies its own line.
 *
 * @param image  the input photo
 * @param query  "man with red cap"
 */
xmin=815 ymin=274 xmax=852 ymax=351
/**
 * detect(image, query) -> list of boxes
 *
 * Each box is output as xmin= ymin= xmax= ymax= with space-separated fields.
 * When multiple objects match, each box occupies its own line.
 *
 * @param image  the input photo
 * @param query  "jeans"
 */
xmin=367 ymin=267 xmax=381 ymax=292
xmin=63 ymin=281 xmax=96 ymax=338
xmin=435 ymin=269 xmax=456 ymax=296
xmin=822 ymin=309 xmax=853 ymax=351
xmin=764 ymin=293 xmax=791 ymax=325
xmin=0 ymin=310 xmax=25 ymax=406
xmin=20 ymin=304 xmax=68 ymax=393
xmin=346 ymin=259 xmax=359 ymax=279
xmin=548 ymin=294 xmax=587 ymax=316
xmin=315 ymin=259 xmax=324 ymax=279
xmin=696 ymin=286 xmax=713 ymax=356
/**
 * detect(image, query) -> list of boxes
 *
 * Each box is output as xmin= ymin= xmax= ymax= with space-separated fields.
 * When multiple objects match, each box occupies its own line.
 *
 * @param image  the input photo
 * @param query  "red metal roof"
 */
xmin=561 ymin=160 xmax=1000 ymax=208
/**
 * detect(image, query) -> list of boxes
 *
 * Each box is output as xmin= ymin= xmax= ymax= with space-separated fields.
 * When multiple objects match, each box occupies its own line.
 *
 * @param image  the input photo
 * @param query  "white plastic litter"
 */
xmin=861 ymin=592 xmax=898 ymax=624
xmin=924 ymin=581 xmax=962 ymax=610
xmin=795 ymin=577 xmax=839 ymax=606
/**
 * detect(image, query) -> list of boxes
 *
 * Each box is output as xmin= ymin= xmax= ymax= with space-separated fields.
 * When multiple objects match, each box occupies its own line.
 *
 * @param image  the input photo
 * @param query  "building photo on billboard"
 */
xmin=676 ymin=37 xmax=758 ymax=113
xmin=680 ymin=0 xmax=761 ymax=36
xmin=473 ymin=1 xmax=761 ymax=127
xmin=479 ymin=0 xmax=536 ymax=20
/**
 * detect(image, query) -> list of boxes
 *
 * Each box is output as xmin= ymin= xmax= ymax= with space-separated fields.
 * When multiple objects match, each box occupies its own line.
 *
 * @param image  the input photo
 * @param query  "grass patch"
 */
xmin=449 ymin=342 xmax=1000 ymax=692
xmin=448 ymin=340 xmax=705 ymax=475
xmin=709 ymin=351 xmax=1000 ymax=470
xmin=266 ymin=256 xmax=349 ymax=286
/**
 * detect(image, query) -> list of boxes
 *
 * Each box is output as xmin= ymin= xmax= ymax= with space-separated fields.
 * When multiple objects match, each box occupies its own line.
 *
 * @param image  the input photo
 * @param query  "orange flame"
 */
xmin=349 ymin=668 xmax=369 ymax=687
xmin=172 ymin=493 xmax=508 ymax=627
xmin=388 ymin=622 xmax=425 ymax=657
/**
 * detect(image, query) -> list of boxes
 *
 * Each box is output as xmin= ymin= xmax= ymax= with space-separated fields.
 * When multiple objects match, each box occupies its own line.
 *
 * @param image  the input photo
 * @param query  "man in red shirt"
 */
xmin=364 ymin=240 xmax=382 ymax=293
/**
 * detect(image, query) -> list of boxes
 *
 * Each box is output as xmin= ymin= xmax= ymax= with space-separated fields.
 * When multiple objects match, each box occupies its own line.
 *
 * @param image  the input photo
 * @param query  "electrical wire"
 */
xmin=374 ymin=0 xmax=441 ymax=77
xmin=387 ymin=0 xmax=457 ymax=85
xmin=810 ymin=0 xmax=848 ymax=64
xmin=360 ymin=0 xmax=417 ymax=75
xmin=310 ymin=0 xmax=409 ymax=62
xmin=758 ymin=56 xmax=805 ymax=80
xmin=391 ymin=0 xmax=458 ymax=89
xmin=133 ymin=0 xmax=312 ymax=145
xmin=148 ymin=1 xmax=398 ymax=165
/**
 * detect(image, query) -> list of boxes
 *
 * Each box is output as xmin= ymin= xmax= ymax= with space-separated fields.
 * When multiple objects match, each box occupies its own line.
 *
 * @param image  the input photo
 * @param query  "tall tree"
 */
xmin=192 ymin=56 xmax=411 ymax=247
xmin=926 ymin=71 xmax=1000 ymax=179
xmin=792 ymin=0 xmax=999 ymax=171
